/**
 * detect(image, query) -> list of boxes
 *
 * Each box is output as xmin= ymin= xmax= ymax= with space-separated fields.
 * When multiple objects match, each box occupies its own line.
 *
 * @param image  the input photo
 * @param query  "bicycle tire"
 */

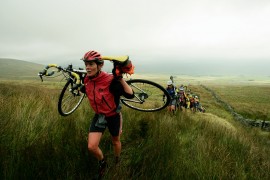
xmin=121 ymin=79 xmax=170 ymax=112
xmin=58 ymin=79 xmax=85 ymax=116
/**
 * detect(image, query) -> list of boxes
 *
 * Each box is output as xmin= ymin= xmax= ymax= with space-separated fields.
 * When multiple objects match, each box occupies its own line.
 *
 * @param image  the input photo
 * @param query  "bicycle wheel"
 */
xmin=58 ymin=79 xmax=85 ymax=116
xmin=121 ymin=79 xmax=170 ymax=112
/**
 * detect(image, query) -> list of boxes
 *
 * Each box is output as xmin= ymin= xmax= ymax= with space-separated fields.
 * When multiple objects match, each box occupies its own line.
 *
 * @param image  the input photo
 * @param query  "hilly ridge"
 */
xmin=0 ymin=58 xmax=44 ymax=79
xmin=0 ymin=59 xmax=270 ymax=179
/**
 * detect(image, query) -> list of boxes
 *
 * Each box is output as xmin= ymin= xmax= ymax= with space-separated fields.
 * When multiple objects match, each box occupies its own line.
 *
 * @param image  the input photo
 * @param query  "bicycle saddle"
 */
xmin=101 ymin=55 xmax=129 ymax=62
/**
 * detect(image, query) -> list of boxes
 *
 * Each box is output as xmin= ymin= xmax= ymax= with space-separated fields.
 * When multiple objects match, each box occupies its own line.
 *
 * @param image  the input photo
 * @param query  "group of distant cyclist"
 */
xmin=165 ymin=77 xmax=206 ymax=115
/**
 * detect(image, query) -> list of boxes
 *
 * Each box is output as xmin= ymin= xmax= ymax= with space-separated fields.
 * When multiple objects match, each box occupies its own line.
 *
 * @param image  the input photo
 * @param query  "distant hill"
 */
xmin=0 ymin=58 xmax=44 ymax=79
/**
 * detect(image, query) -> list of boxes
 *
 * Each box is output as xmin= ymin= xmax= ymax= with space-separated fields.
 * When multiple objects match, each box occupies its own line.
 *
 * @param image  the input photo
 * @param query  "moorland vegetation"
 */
xmin=1 ymin=59 xmax=269 ymax=179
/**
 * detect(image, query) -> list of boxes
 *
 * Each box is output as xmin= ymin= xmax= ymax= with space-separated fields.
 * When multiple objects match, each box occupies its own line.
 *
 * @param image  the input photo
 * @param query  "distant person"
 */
xmin=194 ymin=95 xmax=200 ymax=112
xmin=193 ymin=95 xmax=205 ymax=113
xmin=81 ymin=50 xmax=134 ymax=178
xmin=178 ymin=86 xmax=187 ymax=110
xmin=185 ymin=92 xmax=191 ymax=109
xmin=189 ymin=94 xmax=195 ymax=111
xmin=165 ymin=80 xmax=177 ymax=114
xmin=197 ymin=102 xmax=206 ymax=113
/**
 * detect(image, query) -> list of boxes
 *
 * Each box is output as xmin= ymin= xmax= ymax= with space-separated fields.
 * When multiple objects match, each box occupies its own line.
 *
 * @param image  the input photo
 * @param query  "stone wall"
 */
xmin=201 ymin=85 xmax=270 ymax=131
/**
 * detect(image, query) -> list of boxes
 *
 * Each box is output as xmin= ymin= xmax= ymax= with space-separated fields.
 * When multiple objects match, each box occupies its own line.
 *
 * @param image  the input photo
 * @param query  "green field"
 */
xmin=1 ymin=79 xmax=270 ymax=179
xmin=1 ymin=59 xmax=270 ymax=179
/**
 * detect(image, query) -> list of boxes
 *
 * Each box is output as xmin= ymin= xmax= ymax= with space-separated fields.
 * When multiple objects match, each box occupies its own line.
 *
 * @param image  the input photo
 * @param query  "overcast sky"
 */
xmin=1 ymin=0 xmax=270 ymax=75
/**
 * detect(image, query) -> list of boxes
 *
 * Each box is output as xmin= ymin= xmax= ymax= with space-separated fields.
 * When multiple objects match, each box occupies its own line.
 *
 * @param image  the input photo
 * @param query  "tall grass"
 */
xmin=0 ymin=82 xmax=93 ymax=179
xmin=1 ymin=82 xmax=270 ymax=179
xmin=207 ymin=85 xmax=270 ymax=120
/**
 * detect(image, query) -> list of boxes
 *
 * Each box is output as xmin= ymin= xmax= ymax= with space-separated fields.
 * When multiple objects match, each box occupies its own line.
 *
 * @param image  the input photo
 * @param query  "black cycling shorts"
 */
xmin=89 ymin=113 xmax=121 ymax=137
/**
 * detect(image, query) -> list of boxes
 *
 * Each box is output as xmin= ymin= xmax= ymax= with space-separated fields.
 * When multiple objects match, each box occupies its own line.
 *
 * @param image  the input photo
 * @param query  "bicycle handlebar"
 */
xmin=38 ymin=64 xmax=82 ymax=86
xmin=38 ymin=64 xmax=61 ymax=81
xmin=38 ymin=55 xmax=130 ymax=82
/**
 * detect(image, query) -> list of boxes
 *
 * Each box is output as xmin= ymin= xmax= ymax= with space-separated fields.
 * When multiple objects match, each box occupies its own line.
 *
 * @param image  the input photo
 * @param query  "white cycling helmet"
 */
xmin=167 ymin=80 xmax=173 ymax=85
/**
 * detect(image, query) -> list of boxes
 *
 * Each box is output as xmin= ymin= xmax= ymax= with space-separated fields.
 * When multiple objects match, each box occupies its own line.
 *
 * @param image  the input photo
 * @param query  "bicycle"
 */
xmin=38 ymin=55 xmax=171 ymax=116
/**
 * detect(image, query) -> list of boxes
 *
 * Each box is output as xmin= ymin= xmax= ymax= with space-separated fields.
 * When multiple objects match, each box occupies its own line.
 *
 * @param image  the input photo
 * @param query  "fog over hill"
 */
xmin=0 ymin=58 xmax=43 ymax=78
xmin=23 ymin=58 xmax=270 ymax=77
xmin=137 ymin=60 xmax=270 ymax=76
xmin=1 ymin=58 xmax=270 ymax=77
xmin=1 ymin=1 xmax=270 ymax=78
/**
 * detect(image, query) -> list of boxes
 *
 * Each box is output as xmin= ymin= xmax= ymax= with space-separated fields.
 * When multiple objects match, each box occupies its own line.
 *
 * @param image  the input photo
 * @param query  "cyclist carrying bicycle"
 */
xmin=81 ymin=50 xmax=134 ymax=178
xmin=165 ymin=80 xmax=177 ymax=114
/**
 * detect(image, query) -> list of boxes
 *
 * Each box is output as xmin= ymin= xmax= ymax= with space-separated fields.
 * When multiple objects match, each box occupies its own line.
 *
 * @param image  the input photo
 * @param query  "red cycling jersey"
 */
xmin=84 ymin=71 xmax=117 ymax=117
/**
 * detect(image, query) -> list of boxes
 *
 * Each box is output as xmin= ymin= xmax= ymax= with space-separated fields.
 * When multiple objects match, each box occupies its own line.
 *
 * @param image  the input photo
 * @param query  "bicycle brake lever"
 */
xmin=69 ymin=84 xmax=80 ymax=92
xmin=38 ymin=70 xmax=46 ymax=82
xmin=39 ymin=74 xmax=43 ymax=82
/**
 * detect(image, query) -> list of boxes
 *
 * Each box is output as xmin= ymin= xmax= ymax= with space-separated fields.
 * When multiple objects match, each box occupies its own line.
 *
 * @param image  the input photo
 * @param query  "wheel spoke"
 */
xmin=121 ymin=79 xmax=170 ymax=112
xmin=58 ymin=79 xmax=85 ymax=116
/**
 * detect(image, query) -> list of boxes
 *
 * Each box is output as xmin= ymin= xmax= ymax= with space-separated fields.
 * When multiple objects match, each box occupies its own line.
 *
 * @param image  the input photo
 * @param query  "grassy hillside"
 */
xmin=0 ymin=58 xmax=44 ymax=79
xmin=0 ymin=80 xmax=269 ymax=179
xmin=0 ymin=61 xmax=269 ymax=179
xmin=205 ymin=84 xmax=270 ymax=120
